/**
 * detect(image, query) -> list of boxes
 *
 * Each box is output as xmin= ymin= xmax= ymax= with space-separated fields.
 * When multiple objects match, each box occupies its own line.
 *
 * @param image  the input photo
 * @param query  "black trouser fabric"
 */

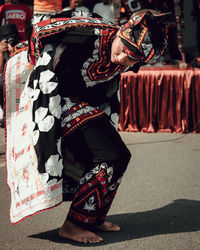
xmin=62 ymin=116 xmax=131 ymax=226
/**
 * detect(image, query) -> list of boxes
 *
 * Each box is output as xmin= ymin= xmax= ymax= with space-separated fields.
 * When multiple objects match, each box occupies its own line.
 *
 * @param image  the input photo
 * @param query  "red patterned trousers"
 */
xmin=63 ymin=116 xmax=131 ymax=226
xmin=67 ymin=162 xmax=122 ymax=226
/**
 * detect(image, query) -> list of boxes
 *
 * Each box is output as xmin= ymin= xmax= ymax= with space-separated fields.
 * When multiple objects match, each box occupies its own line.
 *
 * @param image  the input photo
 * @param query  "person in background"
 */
xmin=31 ymin=0 xmax=63 ymax=26
xmin=0 ymin=39 xmax=7 ymax=127
xmin=33 ymin=0 xmax=62 ymax=14
xmin=0 ymin=0 xmax=32 ymax=42
xmin=19 ymin=0 xmax=33 ymax=11
xmin=93 ymin=0 xmax=114 ymax=23
xmin=0 ymin=23 xmax=20 ymax=127
xmin=63 ymin=0 xmax=89 ymax=12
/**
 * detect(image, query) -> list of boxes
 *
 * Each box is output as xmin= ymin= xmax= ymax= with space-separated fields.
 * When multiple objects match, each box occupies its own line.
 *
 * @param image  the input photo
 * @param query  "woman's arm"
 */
xmin=0 ymin=40 xmax=9 ymax=74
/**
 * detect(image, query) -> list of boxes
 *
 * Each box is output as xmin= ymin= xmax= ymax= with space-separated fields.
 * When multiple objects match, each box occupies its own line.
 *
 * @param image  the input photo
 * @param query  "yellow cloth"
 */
xmin=33 ymin=0 xmax=62 ymax=14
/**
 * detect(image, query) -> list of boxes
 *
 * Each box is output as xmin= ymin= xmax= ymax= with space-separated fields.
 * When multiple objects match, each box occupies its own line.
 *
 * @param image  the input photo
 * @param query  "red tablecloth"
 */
xmin=118 ymin=67 xmax=200 ymax=133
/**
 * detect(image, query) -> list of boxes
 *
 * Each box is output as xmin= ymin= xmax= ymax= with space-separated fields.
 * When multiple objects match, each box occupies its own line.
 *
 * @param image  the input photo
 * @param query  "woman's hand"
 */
xmin=0 ymin=40 xmax=10 ymax=74
xmin=0 ymin=40 xmax=9 ymax=54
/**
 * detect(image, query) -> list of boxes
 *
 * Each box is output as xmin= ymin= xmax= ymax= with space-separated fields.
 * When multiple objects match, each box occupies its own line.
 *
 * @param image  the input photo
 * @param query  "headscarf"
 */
xmin=119 ymin=10 xmax=171 ymax=64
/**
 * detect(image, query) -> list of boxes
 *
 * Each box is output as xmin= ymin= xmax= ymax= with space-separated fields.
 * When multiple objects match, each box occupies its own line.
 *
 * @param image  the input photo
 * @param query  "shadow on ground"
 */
xmin=29 ymin=199 xmax=200 ymax=247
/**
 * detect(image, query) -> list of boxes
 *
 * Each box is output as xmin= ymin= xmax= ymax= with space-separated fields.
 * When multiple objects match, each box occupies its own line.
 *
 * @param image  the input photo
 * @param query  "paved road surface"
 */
xmin=1 ymin=127 xmax=200 ymax=250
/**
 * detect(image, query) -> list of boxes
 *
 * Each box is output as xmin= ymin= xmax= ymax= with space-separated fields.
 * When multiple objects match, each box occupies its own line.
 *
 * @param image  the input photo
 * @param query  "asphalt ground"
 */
xmin=0 ymin=127 xmax=200 ymax=250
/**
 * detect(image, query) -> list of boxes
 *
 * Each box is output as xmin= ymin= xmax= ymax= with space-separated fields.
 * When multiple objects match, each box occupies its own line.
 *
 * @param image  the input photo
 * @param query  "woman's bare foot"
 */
xmin=95 ymin=222 xmax=120 ymax=232
xmin=58 ymin=219 xmax=103 ymax=244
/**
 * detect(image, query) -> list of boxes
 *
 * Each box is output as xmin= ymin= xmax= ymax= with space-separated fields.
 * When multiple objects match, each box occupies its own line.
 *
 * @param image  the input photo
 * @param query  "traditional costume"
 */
xmin=4 ymin=10 xmax=168 ymax=224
